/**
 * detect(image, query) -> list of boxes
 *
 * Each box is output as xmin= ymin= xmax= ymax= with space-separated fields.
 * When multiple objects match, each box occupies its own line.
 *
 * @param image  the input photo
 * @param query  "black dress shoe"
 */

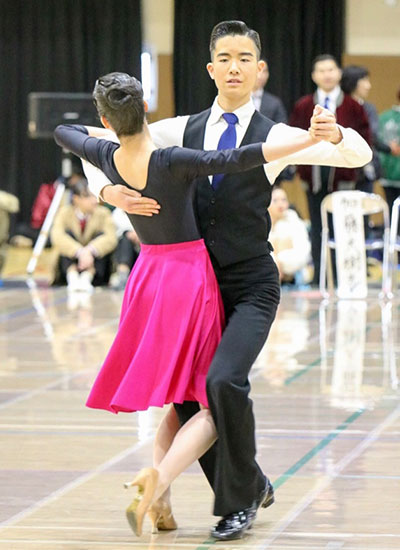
xmin=257 ymin=476 xmax=275 ymax=509
xmin=211 ymin=478 xmax=275 ymax=541
xmin=211 ymin=507 xmax=255 ymax=541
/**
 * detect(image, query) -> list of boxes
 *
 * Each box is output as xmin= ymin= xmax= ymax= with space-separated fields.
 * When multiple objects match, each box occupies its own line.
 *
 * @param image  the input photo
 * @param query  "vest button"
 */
xmin=209 ymin=240 xmax=215 ymax=246
xmin=210 ymin=218 xmax=216 ymax=225
xmin=210 ymin=198 xmax=216 ymax=205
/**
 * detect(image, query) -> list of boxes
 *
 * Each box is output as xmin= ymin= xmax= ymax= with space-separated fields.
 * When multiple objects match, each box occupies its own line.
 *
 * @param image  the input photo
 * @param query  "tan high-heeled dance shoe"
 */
xmin=124 ymin=467 xmax=158 ymax=536
xmin=147 ymin=498 xmax=178 ymax=534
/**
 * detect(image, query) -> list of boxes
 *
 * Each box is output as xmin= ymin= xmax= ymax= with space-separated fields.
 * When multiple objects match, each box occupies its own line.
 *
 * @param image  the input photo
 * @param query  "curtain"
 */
xmin=174 ymin=0 xmax=344 ymax=115
xmin=0 ymin=0 xmax=142 ymax=224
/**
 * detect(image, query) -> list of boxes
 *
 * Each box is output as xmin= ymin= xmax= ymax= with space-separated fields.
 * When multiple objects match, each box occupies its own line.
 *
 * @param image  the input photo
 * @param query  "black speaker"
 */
xmin=28 ymin=93 xmax=99 ymax=138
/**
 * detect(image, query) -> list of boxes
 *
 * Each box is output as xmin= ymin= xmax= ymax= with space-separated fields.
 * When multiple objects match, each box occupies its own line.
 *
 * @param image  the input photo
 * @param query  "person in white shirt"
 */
xmin=268 ymin=186 xmax=311 ymax=283
xmin=82 ymin=21 xmax=371 ymax=541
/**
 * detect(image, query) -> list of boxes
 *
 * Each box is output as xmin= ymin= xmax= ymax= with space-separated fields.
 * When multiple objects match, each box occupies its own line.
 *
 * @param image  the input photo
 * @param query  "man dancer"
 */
xmin=85 ymin=22 xmax=371 ymax=540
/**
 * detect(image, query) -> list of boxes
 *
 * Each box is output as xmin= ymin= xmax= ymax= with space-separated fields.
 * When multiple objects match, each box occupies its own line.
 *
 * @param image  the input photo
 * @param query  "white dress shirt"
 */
xmin=83 ymin=96 xmax=372 ymax=199
xmin=317 ymin=85 xmax=341 ymax=114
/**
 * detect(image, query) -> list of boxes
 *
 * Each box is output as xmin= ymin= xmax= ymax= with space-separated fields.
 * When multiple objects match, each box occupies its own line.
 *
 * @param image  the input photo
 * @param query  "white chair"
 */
xmin=319 ymin=191 xmax=390 ymax=298
xmin=389 ymin=196 xmax=400 ymax=292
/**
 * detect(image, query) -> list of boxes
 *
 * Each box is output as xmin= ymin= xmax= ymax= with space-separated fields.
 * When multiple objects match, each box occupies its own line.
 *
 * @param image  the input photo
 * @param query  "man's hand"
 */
xmin=309 ymin=105 xmax=343 ymax=145
xmin=77 ymin=247 xmax=95 ymax=271
xmin=101 ymin=184 xmax=161 ymax=216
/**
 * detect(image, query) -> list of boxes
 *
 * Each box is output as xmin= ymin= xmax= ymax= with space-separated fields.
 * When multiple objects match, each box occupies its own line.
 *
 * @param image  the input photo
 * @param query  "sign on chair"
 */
xmin=332 ymin=192 xmax=367 ymax=299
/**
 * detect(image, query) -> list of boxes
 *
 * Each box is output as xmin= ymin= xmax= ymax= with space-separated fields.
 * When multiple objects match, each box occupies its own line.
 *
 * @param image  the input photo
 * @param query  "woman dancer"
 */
xmin=54 ymin=72 xmax=322 ymax=536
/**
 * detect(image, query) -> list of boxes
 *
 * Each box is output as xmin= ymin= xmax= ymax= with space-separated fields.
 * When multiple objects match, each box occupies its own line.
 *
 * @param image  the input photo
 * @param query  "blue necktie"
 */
xmin=212 ymin=112 xmax=238 ymax=190
xmin=323 ymin=96 xmax=330 ymax=110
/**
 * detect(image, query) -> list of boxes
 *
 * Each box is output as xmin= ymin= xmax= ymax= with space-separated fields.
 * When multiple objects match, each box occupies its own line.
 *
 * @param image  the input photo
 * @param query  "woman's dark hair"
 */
xmin=93 ymin=72 xmax=145 ymax=136
xmin=341 ymin=65 xmax=369 ymax=95
xmin=209 ymin=21 xmax=261 ymax=60
xmin=71 ymin=177 xmax=90 ymax=197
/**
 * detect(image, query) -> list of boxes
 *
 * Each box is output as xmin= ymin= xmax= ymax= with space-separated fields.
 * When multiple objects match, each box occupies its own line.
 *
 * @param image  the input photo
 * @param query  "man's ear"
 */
xmin=206 ymin=62 xmax=215 ymax=80
xmin=144 ymin=100 xmax=149 ymax=113
xmin=257 ymin=59 xmax=266 ymax=73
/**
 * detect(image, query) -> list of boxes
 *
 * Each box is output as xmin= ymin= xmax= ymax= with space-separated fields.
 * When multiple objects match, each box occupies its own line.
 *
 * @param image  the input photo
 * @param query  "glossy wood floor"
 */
xmin=0 ymin=269 xmax=399 ymax=549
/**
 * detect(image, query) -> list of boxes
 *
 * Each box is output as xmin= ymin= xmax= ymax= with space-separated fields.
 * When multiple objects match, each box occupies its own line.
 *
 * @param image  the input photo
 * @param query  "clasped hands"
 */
xmin=308 ymin=104 xmax=342 ymax=145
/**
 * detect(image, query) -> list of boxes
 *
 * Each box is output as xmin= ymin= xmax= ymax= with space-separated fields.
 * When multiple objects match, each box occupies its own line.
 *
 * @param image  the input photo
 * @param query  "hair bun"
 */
xmin=105 ymin=87 xmax=133 ymax=108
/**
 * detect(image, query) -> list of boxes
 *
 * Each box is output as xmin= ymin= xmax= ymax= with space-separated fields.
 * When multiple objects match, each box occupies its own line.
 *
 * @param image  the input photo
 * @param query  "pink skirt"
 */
xmin=86 ymin=239 xmax=224 ymax=413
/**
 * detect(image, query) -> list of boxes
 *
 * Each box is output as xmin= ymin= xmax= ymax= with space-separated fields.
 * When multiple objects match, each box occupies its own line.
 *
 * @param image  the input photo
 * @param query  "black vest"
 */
xmin=183 ymin=108 xmax=275 ymax=267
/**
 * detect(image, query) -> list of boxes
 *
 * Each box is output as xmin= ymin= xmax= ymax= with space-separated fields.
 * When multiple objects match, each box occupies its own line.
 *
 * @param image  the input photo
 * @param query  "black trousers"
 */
xmin=175 ymin=253 xmax=280 ymax=517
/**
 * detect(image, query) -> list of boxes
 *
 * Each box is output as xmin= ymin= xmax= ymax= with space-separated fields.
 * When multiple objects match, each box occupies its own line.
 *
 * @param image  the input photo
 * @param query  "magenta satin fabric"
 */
xmin=86 ymin=239 xmax=224 ymax=413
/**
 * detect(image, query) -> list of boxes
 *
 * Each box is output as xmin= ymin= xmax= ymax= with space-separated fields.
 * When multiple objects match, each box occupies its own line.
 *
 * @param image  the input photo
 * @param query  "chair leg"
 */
xmin=319 ymin=228 xmax=330 ymax=298
xmin=381 ymin=228 xmax=392 ymax=299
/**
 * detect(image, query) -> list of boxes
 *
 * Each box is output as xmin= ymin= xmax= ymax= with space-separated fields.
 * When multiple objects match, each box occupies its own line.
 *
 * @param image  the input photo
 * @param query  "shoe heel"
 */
xmin=262 ymin=492 xmax=275 ymax=509
xmin=148 ymin=508 xmax=161 ymax=534
xmin=125 ymin=468 xmax=158 ymax=537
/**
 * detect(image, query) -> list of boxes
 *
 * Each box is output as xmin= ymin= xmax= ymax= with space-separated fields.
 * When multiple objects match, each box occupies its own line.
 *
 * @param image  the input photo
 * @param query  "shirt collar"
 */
xmin=209 ymin=97 xmax=256 ymax=127
xmin=317 ymin=85 xmax=341 ymax=104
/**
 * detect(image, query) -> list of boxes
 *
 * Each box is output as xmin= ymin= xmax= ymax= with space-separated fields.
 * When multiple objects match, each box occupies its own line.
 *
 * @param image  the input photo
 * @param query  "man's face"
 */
xmin=74 ymin=193 xmax=97 ymax=215
xmin=207 ymin=35 xmax=264 ymax=104
xmin=312 ymin=59 xmax=342 ymax=93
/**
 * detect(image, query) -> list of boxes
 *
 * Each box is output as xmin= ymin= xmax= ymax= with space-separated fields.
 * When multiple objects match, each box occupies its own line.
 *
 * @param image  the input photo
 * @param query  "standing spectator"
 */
xmin=252 ymin=59 xmax=293 ymax=184
xmin=252 ymin=59 xmax=287 ymax=123
xmin=51 ymin=178 xmax=117 ymax=291
xmin=290 ymin=54 xmax=371 ymax=284
xmin=341 ymin=65 xmax=394 ymax=193
xmin=378 ymin=88 xmax=400 ymax=218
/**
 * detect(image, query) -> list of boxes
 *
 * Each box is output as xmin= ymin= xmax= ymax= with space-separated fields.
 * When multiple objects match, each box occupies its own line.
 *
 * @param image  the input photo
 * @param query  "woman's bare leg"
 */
xmin=152 ymin=406 xmax=217 ymax=503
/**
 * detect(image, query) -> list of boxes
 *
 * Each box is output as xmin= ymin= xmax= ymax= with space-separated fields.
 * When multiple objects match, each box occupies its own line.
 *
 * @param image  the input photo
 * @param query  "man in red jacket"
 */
xmin=290 ymin=54 xmax=371 ymax=284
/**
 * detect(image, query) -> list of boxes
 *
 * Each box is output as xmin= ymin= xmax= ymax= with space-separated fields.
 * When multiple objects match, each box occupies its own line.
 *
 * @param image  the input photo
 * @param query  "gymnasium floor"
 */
xmin=0 ymin=250 xmax=399 ymax=550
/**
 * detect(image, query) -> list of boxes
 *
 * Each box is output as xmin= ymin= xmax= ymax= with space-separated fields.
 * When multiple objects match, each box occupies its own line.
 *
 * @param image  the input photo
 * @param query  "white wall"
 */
xmin=346 ymin=0 xmax=400 ymax=55
xmin=142 ymin=0 xmax=174 ymax=54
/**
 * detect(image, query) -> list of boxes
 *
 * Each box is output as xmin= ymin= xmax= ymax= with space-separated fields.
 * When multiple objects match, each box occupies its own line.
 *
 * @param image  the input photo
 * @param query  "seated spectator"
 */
xmin=51 ymin=179 xmax=117 ymax=292
xmin=268 ymin=187 xmax=312 ymax=285
xmin=10 ymin=171 xmax=84 ymax=248
xmin=109 ymin=207 xmax=140 ymax=290
xmin=0 ymin=191 xmax=19 ymax=274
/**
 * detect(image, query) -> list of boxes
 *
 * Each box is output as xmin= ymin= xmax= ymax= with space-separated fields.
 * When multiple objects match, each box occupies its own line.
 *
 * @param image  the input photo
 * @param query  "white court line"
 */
xmin=0 ymin=434 xmax=154 ymax=529
xmin=0 ymin=423 xmax=136 ymax=432
xmin=0 ymin=368 xmax=96 ymax=411
xmin=259 ymin=403 xmax=400 ymax=549
xmin=0 ymin=540 xmax=396 ymax=550
xmin=6 ymin=526 xmax=400 ymax=538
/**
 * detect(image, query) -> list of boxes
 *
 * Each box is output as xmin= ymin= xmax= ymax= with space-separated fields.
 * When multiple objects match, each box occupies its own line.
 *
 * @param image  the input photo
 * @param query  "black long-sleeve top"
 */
xmin=54 ymin=124 xmax=265 ymax=245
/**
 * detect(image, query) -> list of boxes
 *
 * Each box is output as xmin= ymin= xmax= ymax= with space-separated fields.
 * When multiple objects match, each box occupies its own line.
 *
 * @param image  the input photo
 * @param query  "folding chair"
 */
xmin=389 ymin=196 xmax=400 ymax=292
xmin=319 ymin=191 xmax=390 ymax=298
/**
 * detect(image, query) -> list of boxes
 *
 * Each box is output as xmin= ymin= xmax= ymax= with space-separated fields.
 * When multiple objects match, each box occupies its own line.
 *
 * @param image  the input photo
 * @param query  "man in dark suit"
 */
xmin=290 ymin=54 xmax=371 ymax=284
xmin=252 ymin=58 xmax=288 ymax=123
xmin=85 ymin=24 xmax=371 ymax=540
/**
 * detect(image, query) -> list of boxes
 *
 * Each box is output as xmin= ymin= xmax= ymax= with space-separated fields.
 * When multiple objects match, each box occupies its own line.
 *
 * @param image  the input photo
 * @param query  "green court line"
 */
xmin=284 ymin=357 xmax=322 ymax=386
xmin=194 ymin=407 xmax=365 ymax=550
xmin=272 ymin=408 xmax=365 ymax=489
